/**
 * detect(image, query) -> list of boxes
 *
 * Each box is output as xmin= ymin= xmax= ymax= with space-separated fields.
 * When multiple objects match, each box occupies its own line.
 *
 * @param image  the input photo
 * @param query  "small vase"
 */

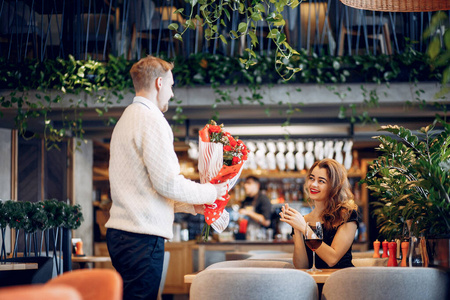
xmin=409 ymin=236 xmax=423 ymax=267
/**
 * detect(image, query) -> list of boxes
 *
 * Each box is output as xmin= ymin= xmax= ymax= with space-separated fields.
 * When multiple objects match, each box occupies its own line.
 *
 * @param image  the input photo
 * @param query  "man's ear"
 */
xmin=155 ymin=77 xmax=162 ymax=91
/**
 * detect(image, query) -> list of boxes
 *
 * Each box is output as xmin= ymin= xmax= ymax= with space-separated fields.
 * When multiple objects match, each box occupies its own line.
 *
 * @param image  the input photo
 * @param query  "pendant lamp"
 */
xmin=340 ymin=0 xmax=450 ymax=12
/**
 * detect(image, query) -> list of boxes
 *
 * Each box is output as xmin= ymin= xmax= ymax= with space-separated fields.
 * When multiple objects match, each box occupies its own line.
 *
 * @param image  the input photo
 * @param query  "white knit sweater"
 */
xmin=105 ymin=96 xmax=217 ymax=239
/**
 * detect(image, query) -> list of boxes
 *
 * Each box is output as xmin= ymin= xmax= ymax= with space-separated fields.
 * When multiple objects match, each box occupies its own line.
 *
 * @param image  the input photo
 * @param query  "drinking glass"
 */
xmin=305 ymin=221 xmax=323 ymax=272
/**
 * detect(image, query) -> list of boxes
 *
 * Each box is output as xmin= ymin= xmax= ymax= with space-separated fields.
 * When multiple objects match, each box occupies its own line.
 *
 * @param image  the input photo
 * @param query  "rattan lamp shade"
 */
xmin=340 ymin=0 xmax=450 ymax=12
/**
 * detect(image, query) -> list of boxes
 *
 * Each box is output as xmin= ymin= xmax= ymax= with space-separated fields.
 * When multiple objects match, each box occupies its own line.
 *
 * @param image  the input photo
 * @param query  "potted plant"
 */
xmin=0 ymin=199 xmax=83 ymax=260
xmin=364 ymin=116 xmax=450 ymax=267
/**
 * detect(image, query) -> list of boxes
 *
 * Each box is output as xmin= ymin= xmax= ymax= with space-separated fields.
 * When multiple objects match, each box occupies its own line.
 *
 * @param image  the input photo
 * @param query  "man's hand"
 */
xmin=194 ymin=205 xmax=205 ymax=215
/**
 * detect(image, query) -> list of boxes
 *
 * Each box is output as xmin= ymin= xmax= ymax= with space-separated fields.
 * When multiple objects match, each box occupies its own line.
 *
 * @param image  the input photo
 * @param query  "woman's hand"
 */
xmin=279 ymin=203 xmax=307 ymax=234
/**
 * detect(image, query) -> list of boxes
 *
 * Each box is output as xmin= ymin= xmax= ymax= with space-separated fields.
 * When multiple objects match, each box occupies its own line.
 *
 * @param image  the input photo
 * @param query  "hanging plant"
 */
xmin=0 ymin=55 xmax=134 ymax=150
xmin=0 ymin=49 xmax=445 ymax=147
xmin=170 ymin=0 xmax=303 ymax=79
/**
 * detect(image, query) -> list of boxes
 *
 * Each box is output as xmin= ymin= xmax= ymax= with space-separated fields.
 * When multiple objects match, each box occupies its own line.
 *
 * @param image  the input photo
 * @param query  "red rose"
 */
xmin=223 ymin=145 xmax=232 ymax=151
xmin=242 ymin=149 xmax=248 ymax=155
xmin=242 ymin=155 xmax=248 ymax=160
xmin=209 ymin=125 xmax=222 ymax=133
xmin=232 ymin=156 xmax=240 ymax=165
xmin=229 ymin=136 xmax=237 ymax=147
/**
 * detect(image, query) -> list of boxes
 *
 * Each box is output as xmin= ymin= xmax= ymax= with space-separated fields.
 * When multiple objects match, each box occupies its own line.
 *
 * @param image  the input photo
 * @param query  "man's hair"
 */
xmin=130 ymin=56 xmax=174 ymax=92
xmin=245 ymin=176 xmax=260 ymax=186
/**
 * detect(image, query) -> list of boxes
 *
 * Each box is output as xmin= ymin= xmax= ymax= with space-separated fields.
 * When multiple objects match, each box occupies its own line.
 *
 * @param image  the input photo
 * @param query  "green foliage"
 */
xmin=0 ymin=199 xmax=83 ymax=231
xmin=172 ymin=0 xmax=302 ymax=78
xmin=364 ymin=118 xmax=450 ymax=240
xmin=424 ymin=12 xmax=450 ymax=97
xmin=0 ymin=49 xmax=445 ymax=147
xmin=0 ymin=55 xmax=134 ymax=149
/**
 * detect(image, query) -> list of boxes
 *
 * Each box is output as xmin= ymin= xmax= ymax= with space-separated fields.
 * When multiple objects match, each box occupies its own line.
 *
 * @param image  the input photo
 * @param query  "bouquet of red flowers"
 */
xmin=198 ymin=120 xmax=248 ymax=240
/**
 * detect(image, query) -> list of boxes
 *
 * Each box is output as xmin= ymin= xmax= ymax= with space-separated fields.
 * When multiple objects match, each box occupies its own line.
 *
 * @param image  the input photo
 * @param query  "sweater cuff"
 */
xmin=174 ymin=202 xmax=196 ymax=215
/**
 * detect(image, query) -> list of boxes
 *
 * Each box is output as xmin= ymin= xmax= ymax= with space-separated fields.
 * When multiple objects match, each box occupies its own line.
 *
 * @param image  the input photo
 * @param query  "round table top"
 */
xmin=71 ymin=255 xmax=111 ymax=263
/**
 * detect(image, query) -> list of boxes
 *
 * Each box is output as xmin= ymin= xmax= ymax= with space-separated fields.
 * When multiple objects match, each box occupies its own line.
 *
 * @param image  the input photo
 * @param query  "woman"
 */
xmin=279 ymin=158 xmax=359 ymax=269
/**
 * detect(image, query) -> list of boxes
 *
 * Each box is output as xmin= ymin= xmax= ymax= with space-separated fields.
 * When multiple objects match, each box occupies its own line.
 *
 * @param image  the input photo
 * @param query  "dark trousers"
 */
xmin=106 ymin=228 xmax=165 ymax=300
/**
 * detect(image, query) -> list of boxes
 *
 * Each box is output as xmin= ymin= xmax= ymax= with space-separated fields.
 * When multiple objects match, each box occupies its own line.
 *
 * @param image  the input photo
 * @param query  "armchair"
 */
xmin=190 ymin=267 xmax=318 ymax=300
xmin=46 ymin=269 xmax=122 ymax=300
xmin=322 ymin=267 xmax=449 ymax=300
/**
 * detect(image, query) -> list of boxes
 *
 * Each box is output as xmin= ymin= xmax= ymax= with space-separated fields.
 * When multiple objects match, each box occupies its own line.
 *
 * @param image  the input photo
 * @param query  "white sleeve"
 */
xmin=141 ymin=114 xmax=217 ymax=205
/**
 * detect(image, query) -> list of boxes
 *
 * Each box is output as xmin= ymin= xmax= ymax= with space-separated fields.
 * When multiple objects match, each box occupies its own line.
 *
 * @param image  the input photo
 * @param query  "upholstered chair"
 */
xmin=190 ymin=267 xmax=318 ymax=300
xmin=207 ymin=259 xmax=295 ymax=269
xmin=46 ymin=269 xmax=122 ymax=300
xmin=0 ymin=285 xmax=81 ymax=300
xmin=322 ymin=267 xmax=449 ymax=300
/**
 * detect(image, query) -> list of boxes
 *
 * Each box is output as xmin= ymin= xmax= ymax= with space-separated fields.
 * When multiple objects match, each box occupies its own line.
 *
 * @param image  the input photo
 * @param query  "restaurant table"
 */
xmin=71 ymin=255 xmax=111 ymax=269
xmin=196 ymin=241 xmax=295 ymax=271
xmin=299 ymin=269 xmax=339 ymax=284
xmin=0 ymin=262 xmax=39 ymax=271
xmin=184 ymin=268 xmax=339 ymax=284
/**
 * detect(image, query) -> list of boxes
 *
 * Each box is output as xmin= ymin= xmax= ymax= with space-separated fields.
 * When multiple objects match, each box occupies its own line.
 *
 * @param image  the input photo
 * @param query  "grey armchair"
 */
xmin=206 ymin=259 xmax=295 ymax=269
xmin=322 ymin=267 xmax=449 ymax=300
xmin=190 ymin=267 xmax=318 ymax=300
xmin=247 ymin=252 xmax=294 ymax=264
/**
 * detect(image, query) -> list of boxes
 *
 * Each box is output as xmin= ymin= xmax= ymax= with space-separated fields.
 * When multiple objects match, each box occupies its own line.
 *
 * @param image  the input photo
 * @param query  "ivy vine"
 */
xmin=0 ymin=47 xmax=445 ymax=147
xmin=0 ymin=55 xmax=134 ymax=149
xmin=171 ymin=0 xmax=303 ymax=79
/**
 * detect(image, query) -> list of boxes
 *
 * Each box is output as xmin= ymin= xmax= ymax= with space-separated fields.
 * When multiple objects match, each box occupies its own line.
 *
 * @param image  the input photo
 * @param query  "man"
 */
xmin=105 ymin=56 xmax=227 ymax=300
xmin=239 ymin=176 xmax=272 ymax=228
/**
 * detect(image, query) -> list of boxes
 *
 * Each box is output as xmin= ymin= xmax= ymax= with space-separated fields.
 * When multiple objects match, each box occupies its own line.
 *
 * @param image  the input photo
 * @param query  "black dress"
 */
xmin=305 ymin=210 xmax=360 ymax=269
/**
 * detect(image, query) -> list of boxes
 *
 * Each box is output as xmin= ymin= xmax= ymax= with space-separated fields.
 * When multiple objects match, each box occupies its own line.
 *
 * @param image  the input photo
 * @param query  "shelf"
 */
xmin=181 ymin=168 xmax=364 ymax=180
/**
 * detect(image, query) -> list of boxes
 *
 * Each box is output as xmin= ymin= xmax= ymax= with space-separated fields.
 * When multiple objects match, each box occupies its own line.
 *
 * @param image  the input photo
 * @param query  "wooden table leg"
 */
xmin=198 ymin=245 xmax=205 ymax=271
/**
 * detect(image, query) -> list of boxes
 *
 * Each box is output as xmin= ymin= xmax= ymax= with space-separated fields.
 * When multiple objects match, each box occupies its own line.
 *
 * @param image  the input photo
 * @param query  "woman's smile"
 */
xmin=310 ymin=188 xmax=320 ymax=194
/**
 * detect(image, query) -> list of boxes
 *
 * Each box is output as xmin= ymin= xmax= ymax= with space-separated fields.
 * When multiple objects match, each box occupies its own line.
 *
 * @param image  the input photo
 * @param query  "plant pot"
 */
xmin=426 ymin=237 xmax=450 ymax=268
